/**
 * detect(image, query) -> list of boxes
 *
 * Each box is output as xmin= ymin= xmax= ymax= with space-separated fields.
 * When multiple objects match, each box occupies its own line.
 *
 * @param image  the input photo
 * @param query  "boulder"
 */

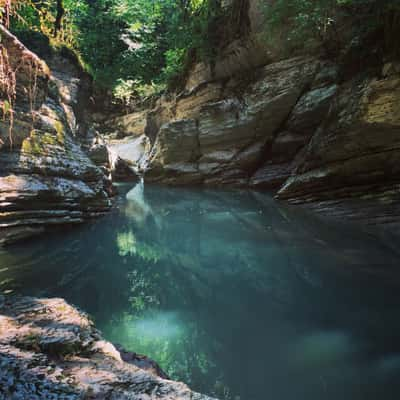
xmin=146 ymin=119 xmax=202 ymax=184
xmin=88 ymin=143 xmax=109 ymax=165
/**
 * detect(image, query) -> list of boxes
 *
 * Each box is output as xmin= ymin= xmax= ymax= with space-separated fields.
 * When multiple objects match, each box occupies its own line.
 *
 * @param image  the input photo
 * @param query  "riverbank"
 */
xmin=0 ymin=294 xmax=215 ymax=399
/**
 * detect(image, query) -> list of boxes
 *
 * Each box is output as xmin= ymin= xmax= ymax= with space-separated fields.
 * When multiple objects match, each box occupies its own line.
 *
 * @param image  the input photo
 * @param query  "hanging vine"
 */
xmin=1 ymin=0 xmax=41 ymax=149
xmin=1 ymin=0 xmax=16 ymax=148
xmin=0 ymin=43 xmax=16 ymax=148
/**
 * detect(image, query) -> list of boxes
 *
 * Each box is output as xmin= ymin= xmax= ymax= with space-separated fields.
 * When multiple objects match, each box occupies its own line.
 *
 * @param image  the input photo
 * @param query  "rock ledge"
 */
xmin=0 ymin=295 xmax=215 ymax=400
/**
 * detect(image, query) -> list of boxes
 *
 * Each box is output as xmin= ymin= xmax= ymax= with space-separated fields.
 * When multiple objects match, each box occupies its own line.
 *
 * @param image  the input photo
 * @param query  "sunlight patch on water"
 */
xmin=101 ymin=310 xmax=187 ymax=350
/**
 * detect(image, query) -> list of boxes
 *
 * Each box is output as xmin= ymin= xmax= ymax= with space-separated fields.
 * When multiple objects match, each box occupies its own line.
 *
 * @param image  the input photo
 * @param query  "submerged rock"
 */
xmin=0 ymin=295 xmax=216 ymax=400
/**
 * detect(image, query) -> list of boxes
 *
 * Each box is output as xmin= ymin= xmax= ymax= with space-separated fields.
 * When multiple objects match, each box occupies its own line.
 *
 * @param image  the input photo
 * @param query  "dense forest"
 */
xmin=2 ymin=0 xmax=399 ymax=101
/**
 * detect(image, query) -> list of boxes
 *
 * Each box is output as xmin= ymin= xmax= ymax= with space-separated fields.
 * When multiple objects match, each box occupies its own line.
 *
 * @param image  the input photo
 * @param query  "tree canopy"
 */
xmin=5 ymin=0 xmax=220 ymax=96
xmin=2 ymin=0 xmax=399 ymax=98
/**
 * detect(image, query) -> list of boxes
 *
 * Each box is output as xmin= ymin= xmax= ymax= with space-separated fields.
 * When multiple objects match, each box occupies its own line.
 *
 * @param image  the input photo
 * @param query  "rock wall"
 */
xmin=146 ymin=56 xmax=321 ymax=186
xmin=277 ymin=64 xmax=400 ymax=230
xmin=0 ymin=27 xmax=111 ymax=245
xmin=104 ymin=1 xmax=400 ymax=231
xmin=0 ymin=295 xmax=214 ymax=399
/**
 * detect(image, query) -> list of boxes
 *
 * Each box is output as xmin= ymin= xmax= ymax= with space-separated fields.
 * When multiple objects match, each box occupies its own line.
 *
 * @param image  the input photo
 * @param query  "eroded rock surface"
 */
xmin=277 ymin=65 xmax=400 ymax=231
xmin=0 ymin=27 xmax=111 ymax=245
xmin=0 ymin=295 xmax=216 ymax=400
xmin=145 ymin=57 xmax=319 ymax=186
xmin=103 ymin=0 xmax=400 ymax=230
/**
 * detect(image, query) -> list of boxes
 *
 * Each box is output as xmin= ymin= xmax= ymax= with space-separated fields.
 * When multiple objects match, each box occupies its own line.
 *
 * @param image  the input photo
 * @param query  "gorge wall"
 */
xmin=1 ymin=0 xmax=399 ymax=240
xmin=106 ymin=0 xmax=400 ymax=233
xmin=0 ymin=27 xmax=112 ymax=245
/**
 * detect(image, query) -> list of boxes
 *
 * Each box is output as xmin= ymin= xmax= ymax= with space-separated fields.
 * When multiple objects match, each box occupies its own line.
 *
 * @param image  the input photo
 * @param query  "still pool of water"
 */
xmin=1 ymin=183 xmax=400 ymax=399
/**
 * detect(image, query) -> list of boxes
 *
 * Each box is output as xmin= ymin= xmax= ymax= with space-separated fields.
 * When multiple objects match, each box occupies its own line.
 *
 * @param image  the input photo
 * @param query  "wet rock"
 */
xmin=0 ymin=296 xmax=216 ymax=400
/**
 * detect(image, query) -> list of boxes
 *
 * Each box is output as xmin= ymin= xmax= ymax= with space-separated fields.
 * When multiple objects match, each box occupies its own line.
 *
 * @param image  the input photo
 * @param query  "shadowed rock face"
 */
xmin=0 ymin=295 xmax=215 ymax=399
xmin=0 ymin=27 xmax=111 ymax=245
xmin=276 ymin=67 xmax=400 ymax=232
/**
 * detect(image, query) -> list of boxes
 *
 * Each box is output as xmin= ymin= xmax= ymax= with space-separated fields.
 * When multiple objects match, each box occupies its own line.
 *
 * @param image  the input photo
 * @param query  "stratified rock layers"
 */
xmin=111 ymin=54 xmax=400 ymax=230
xmin=145 ymin=57 xmax=321 ymax=186
xmin=277 ymin=69 xmax=400 ymax=228
xmin=0 ymin=27 xmax=111 ymax=245
xmin=95 ymin=0 xmax=398 ymax=230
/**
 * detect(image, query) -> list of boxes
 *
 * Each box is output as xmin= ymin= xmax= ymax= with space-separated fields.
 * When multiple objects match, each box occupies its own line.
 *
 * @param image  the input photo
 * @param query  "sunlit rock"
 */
xmin=0 ymin=26 xmax=111 ymax=245
xmin=0 ymin=295 xmax=216 ymax=399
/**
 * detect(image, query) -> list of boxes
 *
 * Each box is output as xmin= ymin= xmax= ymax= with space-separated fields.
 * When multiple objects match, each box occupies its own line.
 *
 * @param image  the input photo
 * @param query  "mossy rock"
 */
xmin=21 ymin=129 xmax=66 ymax=155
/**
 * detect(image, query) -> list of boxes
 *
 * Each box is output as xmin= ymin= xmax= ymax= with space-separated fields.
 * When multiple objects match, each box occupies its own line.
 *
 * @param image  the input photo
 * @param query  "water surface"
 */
xmin=1 ymin=183 xmax=400 ymax=399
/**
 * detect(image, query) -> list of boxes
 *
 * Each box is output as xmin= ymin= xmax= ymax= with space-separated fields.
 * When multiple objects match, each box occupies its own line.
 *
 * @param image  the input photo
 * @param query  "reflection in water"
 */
xmin=1 ymin=184 xmax=400 ymax=399
xmin=134 ymin=311 xmax=184 ymax=339
xmin=291 ymin=331 xmax=356 ymax=368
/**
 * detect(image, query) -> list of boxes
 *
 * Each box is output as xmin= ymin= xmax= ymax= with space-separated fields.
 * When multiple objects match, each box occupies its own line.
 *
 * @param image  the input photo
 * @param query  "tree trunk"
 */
xmin=54 ymin=0 xmax=65 ymax=36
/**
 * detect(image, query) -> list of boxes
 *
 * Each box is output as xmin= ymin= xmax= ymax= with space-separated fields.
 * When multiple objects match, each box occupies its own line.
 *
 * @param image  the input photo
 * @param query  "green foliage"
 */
xmin=112 ymin=79 xmax=165 ymax=107
xmin=263 ymin=0 xmax=400 ymax=57
xmin=263 ymin=0 xmax=343 ymax=53
xmin=94 ymin=0 xmax=220 ymax=87
xmin=7 ymin=0 xmax=400 ymax=94
xmin=9 ymin=0 xmax=220 ymax=90
xmin=162 ymin=48 xmax=187 ymax=85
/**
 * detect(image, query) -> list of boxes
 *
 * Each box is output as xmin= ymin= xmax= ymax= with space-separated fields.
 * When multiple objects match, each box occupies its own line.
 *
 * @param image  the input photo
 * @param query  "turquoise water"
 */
xmin=1 ymin=183 xmax=400 ymax=399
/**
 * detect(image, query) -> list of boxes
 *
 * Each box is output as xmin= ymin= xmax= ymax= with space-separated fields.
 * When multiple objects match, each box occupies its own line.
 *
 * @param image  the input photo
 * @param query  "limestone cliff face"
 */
xmin=146 ymin=56 xmax=321 ymax=186
xmin=105 ymin=1 xmax=400 ymax=231
xmin=277 ymin=66 xmax=400 ymax=229
xmin=0 ymin=27 xmax=111 ymax=245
